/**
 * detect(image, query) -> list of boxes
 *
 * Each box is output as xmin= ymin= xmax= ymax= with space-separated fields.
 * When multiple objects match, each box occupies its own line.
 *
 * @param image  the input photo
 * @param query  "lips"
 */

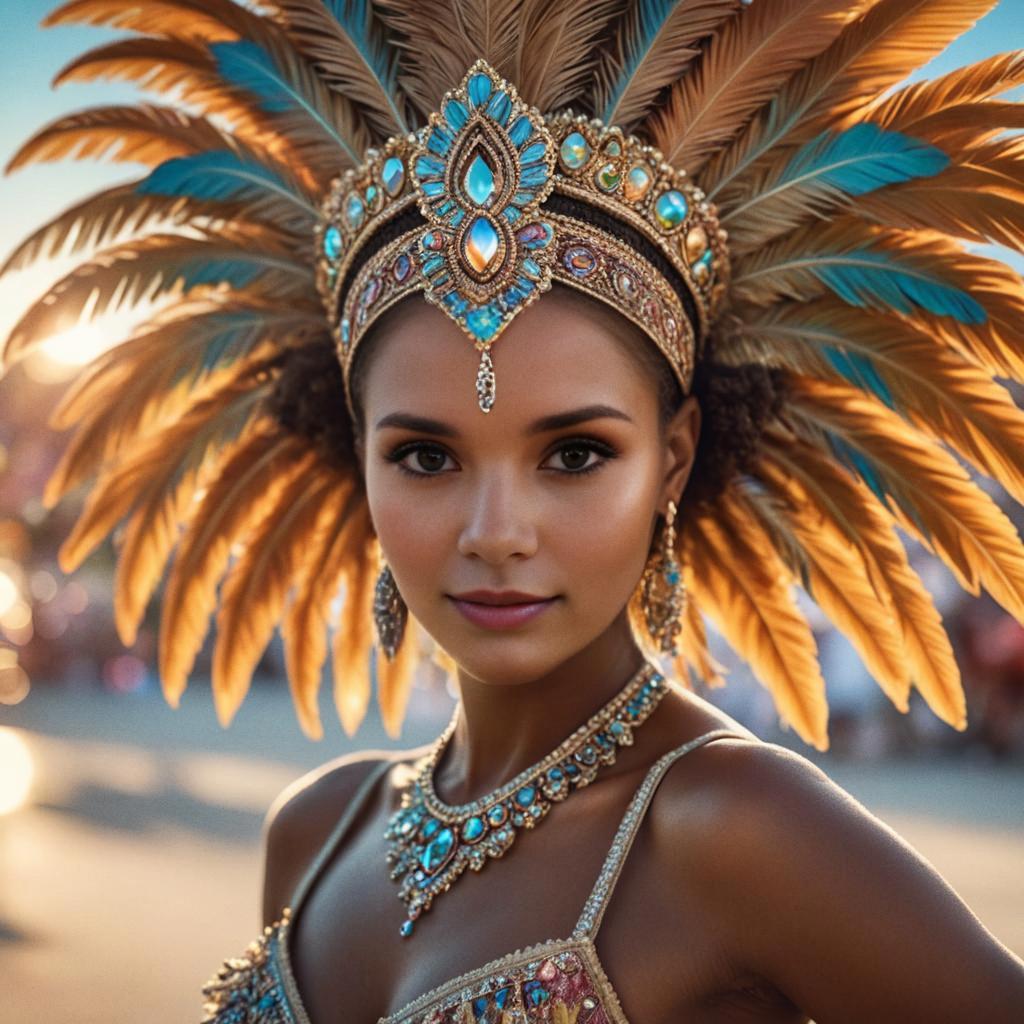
xmin=448 ymin=590 xmax=558 ymax=630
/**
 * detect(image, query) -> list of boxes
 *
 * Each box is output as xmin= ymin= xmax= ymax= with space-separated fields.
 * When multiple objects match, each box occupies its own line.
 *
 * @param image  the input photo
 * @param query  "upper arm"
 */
xmin=260 ymin=750 xmax=391 ymax=928
xmin=675 ymin=741 xmax=1024 ymax=1023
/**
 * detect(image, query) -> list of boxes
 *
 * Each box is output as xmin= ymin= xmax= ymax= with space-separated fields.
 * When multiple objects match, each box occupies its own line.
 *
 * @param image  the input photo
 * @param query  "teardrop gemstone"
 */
xmin=464 ymin=153 xmax=496 ymax=206
xmin=420 ymin=826 xmax=455 ymax=874
xmin=382 ymin=156 xmax=405 ymax=196
xmin=463 ymin=216 xmax=500 ymax=274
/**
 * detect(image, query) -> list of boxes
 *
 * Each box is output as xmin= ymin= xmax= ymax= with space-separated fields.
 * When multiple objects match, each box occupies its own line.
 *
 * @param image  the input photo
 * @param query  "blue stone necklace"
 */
xmin=384 ymin=661 xmax=668 ymax=937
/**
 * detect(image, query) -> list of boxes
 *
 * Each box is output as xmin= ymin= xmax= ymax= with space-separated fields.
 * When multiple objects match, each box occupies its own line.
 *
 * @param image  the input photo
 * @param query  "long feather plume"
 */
xmin=648 ymin=0 xmax=854 ymax=174
xmin=594 ymin=0 xmax=740 ymax=130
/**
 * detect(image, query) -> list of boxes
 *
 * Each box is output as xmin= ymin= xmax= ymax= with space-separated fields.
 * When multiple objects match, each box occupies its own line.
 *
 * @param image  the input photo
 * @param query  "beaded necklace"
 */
xmin=385 ymin=661 xmax=667 ymax=936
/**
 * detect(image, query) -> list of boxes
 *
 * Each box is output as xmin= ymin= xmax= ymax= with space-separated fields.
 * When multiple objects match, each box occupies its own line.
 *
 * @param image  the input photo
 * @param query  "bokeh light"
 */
xmin=0 ymin=727 xmax=34 ymax=814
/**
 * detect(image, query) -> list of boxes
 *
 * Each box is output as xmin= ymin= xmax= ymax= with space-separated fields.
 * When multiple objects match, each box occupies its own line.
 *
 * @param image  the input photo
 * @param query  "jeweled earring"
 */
xmin=641 ymin=500 xmax=686 ymax=656
xmin=373 ymin=562 xmax=407 ymax=660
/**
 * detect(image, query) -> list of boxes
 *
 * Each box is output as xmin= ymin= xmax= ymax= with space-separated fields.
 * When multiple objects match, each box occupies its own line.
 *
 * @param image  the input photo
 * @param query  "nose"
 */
xmin=456 ymin=471 xmax=539 ymax=564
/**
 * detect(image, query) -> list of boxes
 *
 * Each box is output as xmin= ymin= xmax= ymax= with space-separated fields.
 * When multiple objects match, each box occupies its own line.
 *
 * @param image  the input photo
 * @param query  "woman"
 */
xmin=5 ymin=0 xmax=1024 ymax=1020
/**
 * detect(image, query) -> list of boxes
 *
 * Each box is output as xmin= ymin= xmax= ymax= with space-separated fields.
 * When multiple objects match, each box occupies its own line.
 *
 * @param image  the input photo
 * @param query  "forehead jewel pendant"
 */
xmin=410 ymin=60 xmax=558 ymax=413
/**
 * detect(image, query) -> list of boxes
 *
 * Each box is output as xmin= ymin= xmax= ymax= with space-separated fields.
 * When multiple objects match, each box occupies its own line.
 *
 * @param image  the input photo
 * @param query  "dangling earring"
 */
xmin=641 ymin=500 xmax=686 ymax=657
xmin=373 ymin=562 xmax=408 ymax=660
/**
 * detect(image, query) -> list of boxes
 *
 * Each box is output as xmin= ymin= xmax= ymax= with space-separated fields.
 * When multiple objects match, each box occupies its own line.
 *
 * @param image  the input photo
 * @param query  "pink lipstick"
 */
xmin=448 ymin=590 xmax=558 ymax=631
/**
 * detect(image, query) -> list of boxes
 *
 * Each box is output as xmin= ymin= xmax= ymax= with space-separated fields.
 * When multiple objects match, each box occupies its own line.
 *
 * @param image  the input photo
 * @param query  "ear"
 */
xmin=661 ymin=394 xmax=701 ymax=510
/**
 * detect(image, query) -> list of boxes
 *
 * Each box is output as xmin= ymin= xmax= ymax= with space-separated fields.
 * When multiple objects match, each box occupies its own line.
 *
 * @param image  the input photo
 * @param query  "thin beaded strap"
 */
xmin=287 ymin=758 xmax=396 ymax=918
xmin=571 ymin=728 xmax=754 ymax=941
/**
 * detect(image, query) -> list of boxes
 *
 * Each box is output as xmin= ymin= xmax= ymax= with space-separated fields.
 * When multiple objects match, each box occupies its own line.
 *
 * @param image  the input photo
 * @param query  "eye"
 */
xmin=388 ymin=442 xmax=457 ymax=476
xmin=542 ymin=439 xmax=617 ymax=475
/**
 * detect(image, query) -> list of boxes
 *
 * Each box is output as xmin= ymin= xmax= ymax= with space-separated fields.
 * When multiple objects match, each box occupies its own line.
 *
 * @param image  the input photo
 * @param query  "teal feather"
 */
xmin=780 ymin=124 xmax=949 ymax=197
xmin=824 ymin=347 xmax=895 ymax=409
xmin=138 ymin=151 xmax=318 ymax=230
xmin=210 ymin=40 xmax=360 ymax=163
xmin=814 ymin=250 xmax=987 ymax=323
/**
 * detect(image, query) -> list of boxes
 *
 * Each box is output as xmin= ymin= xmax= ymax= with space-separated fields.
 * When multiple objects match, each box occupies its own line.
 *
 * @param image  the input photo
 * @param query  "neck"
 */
xmin=434 ymin=611 xmax=648 ymax=804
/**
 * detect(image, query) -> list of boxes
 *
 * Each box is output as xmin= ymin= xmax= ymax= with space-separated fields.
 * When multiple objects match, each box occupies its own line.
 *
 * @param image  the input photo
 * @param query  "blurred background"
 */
xmin=1 ymin=1 xmax=1023 ymax=1021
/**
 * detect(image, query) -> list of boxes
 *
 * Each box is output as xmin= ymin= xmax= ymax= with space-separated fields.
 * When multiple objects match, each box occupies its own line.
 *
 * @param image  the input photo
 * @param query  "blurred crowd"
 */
xmin=2 ymin=360 xmax=1023 ymax=760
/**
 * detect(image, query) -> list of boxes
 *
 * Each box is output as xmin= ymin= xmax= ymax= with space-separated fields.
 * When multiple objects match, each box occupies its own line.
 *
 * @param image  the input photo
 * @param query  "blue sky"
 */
xmin=0 ymin=0 xmax=1021 ymax=358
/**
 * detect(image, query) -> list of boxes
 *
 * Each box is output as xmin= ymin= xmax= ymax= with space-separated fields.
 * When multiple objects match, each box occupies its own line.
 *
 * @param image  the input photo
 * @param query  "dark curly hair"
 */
xmin=266 ymin=293 xmax=785 ymax=511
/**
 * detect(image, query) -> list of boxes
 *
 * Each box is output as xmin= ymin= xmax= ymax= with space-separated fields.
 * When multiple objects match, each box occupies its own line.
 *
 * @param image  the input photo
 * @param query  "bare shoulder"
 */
xmin=653 ymin=737 xmax=1024 ymax=1021
xmin=261 ymin=744 xmax=430 ymax=926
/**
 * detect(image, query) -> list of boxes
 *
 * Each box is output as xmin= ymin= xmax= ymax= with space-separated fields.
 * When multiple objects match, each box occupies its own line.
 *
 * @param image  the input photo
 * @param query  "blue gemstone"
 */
xmin=464 ymin=153 xmax=496 ymax=206
xmin=421 ymin=179 xmax=445 ymax=197
xmin=435 ymin=199 xmax=454 ymax=217
xmin=523 ymin=980 xmax=549 ymax=1006
xmin=443 ymin=292 xmax=469 ymax=316
xmin=516 ymin=274 xmax=535 ymax=294
xmin=420 ymin=826 xmax=455 ymax=873
xmin=345 ymin=193 xmax=365 ymax=229
xmin=462 ymin=816 xmax=485 ymax=841
xmin=495 ymin=986 xmax=511 ymax=1009
xmin=564 ymin=762 xmax=580 ymax=776
xmin=443 ymin=98 xmax=469 ymax=131
xmin=502 ymin=207 xmax=521 ymax=223
xmin=400 ymin=919 xmax=414 ymax=938
xmin=487 ymin=804 xmax=507 ymax=825
xmin=365 ymin=184 xmax=379 ymax=205
xmin=655 ymin=189 xmax=689 ymax=229
xmin=610 ymin=720 xmax=625 ymax=736
xmin=428 ymin=125 xmax=454 ymax=156
xmin=667 ymin=569 xmax=681 ymax=584
xmin=382 ymin=156 xmax=405 ymax=196
xmin=415 ymin=154 xmax=444 ymax=178
xmin=696 ymin=249 xmax=713 ymax=269
xmin=509 ymin=116 xmax=532 ymax=147
xmin=520 ymin=164 xmax=549 ymax=187
xmin=472 ymin=996 xmax=489 ymax=1018
xmin=340 ymin=318 xmax=350 ymax=348
xmin=422 ymin=255 xmax=444 ymax=276
xmin=420 ymin=816 xmax=440 ymax=839
xmin=520 ymin=142 xmax=547 ymax=164
xmin=323 ymin=225 xmax=342 ymax=261
xmin=515 ymin=785 xmax=536 ymax=808
xmin=449 ymin=208 xmax=466 ymax=227
xmin=547 ymin=766 xmax=564 ymax=781
xmin=485 ymin=89 xmax=512 ymax=126
xmin=466 ymin=305 xmax=503 ymax=341
xmin=560 ymin=131 xmax=590 ymax=170
xmin=511 ymin=191 xmax=535 ymax=208
xmin=522 ymin=257 xmax=542 ymax=280
xmin=468 ymin=72 xmax=493 ymax=108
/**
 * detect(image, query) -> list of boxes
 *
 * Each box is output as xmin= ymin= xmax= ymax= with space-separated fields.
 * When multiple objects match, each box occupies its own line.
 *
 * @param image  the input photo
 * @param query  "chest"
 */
xmin=284 ymin=784 xmax=787 ymax=1024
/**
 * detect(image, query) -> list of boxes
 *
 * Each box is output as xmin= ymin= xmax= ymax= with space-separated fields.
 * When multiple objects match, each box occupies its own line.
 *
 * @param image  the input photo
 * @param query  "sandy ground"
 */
xmin=1 ymin=681 xmax=1022 ymax=1023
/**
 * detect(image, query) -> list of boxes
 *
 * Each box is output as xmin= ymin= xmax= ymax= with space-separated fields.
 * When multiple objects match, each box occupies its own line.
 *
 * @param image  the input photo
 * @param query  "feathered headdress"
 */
xmin=5 ymin=0 xmax=1024 ymax=751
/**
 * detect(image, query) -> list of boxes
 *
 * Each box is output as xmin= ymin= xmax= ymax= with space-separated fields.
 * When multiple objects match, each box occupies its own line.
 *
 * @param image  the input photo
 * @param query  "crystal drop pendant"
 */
xmin=464 ymin=153 xmax=496 ymax=206
xmin=463 ymin=216 xmax=500 ymax=273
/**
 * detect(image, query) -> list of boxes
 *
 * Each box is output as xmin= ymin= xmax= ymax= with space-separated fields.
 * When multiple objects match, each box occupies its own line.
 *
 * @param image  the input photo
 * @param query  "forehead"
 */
xmin=360 ymin=288 xmax=659 ymax=427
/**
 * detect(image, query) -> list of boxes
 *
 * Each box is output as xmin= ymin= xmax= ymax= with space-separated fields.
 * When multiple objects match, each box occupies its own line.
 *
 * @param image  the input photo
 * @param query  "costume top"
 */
xmin=200 ymin=726 xmax=751 ymax=1023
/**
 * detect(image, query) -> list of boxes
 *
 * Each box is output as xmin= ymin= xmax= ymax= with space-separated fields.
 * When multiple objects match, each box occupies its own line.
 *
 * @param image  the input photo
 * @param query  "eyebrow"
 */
xmin=374 ymin=404 xmax=634 ymax=436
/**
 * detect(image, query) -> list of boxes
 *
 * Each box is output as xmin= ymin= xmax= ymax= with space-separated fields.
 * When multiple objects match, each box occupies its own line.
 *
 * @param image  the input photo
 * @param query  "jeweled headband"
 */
xmin=315 ymin=60 xmax=729 ymax=414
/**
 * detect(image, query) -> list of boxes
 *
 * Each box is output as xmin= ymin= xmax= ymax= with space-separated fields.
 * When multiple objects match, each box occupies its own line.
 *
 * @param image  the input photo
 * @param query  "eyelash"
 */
xmin=385 ymin=437 xmax=620 ymax=479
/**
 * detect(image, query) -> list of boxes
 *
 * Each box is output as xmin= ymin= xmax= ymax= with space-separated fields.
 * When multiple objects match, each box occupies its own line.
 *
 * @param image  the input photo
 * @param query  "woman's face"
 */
xmin=359 ymin=287 xmax=699 ymax=685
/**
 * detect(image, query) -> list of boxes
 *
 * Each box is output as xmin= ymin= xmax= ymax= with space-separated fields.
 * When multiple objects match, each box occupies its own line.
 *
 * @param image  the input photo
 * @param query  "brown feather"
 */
xmin=514 ymin=0 xmax=625 ymax=115
xmin=281 ymin=489 xmax=370 ymax=739
xmin=264 ymin=0 xmax=410 ymax=136
xmin=332 ymin=537 xmax=377 ymax=736
xmin=703 ymin=0 xmax=1000 ymax=202
xmin=211 ymin=459 xmax=339 ymax=729
xmin=759 ymin=436 xmax=966 ymax=729
xmin=648 ymin=0 xmax=853 ymax=174
xmin=786 ymin=374 xmax=1024 ymax=627
xmin=6 ymin=104 xmax=240 ymax=173
xmin=594 ymin=0 xmax=739 ymax=130
xmin=56 ymin=365 xmax=274 ymax=575
xmin=376 ymin=620 xmax=420 ymax=739
xmin=735 ymin=301 xmax=1024 ymax=505
xmin=156 ymin=428 xmax=313 ymax=709
xmin=682 ymin=492 xmax=829 ymax=750
xmin=44 ymin=0 xmax=262 ymax=42
xmin=676 ymin=585 xmax=728 ymax=690
xmin=2 ymin=226 xmax=313 ymax=368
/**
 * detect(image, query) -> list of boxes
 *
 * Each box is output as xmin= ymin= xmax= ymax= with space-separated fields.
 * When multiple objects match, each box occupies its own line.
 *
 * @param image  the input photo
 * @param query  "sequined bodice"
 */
xmin=200 ymin=728 xmax=750 ymax=1024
